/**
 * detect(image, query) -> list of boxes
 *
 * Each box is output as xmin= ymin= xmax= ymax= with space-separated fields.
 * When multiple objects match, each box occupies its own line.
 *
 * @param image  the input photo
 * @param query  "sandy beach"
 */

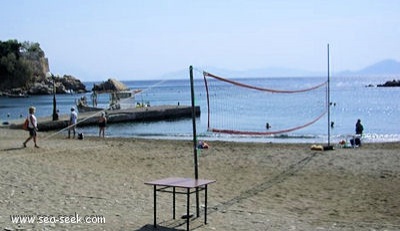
xmin=0 ymin=128 xmax=399 ymax=231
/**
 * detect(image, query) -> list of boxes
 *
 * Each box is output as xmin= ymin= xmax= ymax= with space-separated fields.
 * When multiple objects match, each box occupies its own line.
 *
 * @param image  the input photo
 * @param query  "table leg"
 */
xmin=153 ymin=185 xmax=157 ymax=228
xmin=187 ymin=188 xmax=190 ymax=231
xmin=205 ymin=185 xmax=208 ymax=224
xmin=173 ymin=186 xmax=176 ymax=219
xmin=196 ymin=187 xmax=200 ymax=217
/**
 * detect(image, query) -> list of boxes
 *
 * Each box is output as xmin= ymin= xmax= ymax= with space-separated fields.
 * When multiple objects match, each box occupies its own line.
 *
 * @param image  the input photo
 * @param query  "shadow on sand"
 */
xmin=135 ymin=217 xmax=206 ymax=231
xmin=1 ymin=146 xmax=25 ymax=152
xmin=135 ymin=224 xmax=184 ymax=231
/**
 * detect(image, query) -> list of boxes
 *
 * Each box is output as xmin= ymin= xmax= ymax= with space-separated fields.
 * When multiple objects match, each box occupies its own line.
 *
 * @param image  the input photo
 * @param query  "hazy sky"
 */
xmin=1 ymin=0 xmax=399 ymax=81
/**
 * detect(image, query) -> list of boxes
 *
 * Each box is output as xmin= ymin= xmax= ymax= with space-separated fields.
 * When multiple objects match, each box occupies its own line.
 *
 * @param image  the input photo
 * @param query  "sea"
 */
xmin=1 ymin=74 xmax=399 ymax=144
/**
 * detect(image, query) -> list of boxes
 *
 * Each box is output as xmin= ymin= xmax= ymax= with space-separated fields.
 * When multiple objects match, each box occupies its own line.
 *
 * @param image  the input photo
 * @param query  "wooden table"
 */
xmin=145 ymin=177 xmax=216 ymax=230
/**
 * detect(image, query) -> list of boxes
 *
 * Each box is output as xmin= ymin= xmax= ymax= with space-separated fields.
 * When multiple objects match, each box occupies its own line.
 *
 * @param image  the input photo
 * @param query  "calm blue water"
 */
xmin=1 ymin=74 xmax=399 ymax=143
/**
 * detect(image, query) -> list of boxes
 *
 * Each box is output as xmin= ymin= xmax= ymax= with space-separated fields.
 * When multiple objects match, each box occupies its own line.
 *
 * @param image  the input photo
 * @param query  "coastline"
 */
xmin=2 ymin=76 xmax=400 ymax=144
xmin=1 ymin=128 xmax=399 ymax=230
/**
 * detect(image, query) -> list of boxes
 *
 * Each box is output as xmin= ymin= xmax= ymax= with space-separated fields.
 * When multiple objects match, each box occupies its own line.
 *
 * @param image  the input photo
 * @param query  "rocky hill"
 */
xmin=28 ymin=74 xmax=87 ymax=95
xmin=339 ymin=59 xmax=400 ymax=76
xmin=0 ymin=39 xmax=87 ymax=95
xmin=377 ymin=79 xmax=400 ymax=87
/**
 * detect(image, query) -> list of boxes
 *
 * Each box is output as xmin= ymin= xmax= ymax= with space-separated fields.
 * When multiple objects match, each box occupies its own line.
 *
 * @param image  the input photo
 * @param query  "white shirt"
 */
xmin=27 ymin=114 xmax=37 ymax=128
xmin=70 ymin=111 xmax=78 ymax=124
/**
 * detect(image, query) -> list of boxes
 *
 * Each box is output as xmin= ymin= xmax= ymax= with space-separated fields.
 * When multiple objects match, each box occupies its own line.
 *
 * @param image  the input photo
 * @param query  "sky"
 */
xmin=1 ymin=0 xmax=399 ymax=81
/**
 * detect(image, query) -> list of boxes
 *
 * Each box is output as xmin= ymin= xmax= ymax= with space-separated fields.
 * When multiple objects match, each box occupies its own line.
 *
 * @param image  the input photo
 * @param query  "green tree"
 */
xmin=0 ymin=39 xmax=38 ymax=91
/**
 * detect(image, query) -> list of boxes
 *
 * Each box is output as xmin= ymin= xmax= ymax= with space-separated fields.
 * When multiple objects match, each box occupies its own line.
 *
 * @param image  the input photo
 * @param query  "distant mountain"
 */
xmin=338 ymin=59 xmax=400 ymax=76
xmin=159 ymin=59 xmax=400 ymax=79
xmin=160 ymin=66 xmax=323 ymax=79
xmin=224 ymin=67 xmax=322 ymax=78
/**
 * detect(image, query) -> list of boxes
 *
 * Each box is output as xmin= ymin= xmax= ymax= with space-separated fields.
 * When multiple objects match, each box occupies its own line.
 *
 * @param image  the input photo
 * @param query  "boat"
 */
xmin=76 ymin=89 xmax=142 ymax=113
xmin=109 ymin=89 xmax=142 ymax=110
xmin=6 ymin=93 xmax=29 ymax=98
xmin=76 ymin=100 xmax=104 ymax=112
xmin=76 ymin=78 xmax=142 ymax=113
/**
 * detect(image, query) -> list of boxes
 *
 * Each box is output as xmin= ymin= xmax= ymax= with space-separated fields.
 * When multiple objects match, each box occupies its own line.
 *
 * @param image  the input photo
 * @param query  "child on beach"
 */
xmin=23 ymin=106 xmax=39 ymax=148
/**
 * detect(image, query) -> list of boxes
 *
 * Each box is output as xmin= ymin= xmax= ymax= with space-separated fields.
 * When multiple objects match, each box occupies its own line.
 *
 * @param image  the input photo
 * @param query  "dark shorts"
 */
xmin=28 ymin=127 xmax=37 ymax=136
xmin=350 ymin=137 xmax=361 ymax=146
xmin=99 ymin=121 xmax=106 ymax=128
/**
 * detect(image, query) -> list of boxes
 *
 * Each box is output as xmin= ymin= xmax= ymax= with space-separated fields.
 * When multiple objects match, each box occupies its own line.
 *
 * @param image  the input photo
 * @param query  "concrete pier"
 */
xmin=8 ymin=105 xmax=200 ymax=131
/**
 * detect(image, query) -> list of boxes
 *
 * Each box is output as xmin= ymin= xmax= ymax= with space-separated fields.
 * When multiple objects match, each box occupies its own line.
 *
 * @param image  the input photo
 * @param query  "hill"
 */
xmin=339 ymin=59 xmax=400 ymax=76
xmin=0 ymin=39 xmax=87 ymax=95
xmin=161 ymin=59 xmax=400 ymax=79
xmin=159 ymin=59 xmax=400 ymax=79
xmin=160 ymin=66 xmax=323 ymax=79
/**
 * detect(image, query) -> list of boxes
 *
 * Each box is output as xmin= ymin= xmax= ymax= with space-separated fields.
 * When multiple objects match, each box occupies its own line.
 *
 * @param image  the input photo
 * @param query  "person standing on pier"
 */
xmin=23 ymin=106 xmax=39 ymax=148
xmin=68 ymin=107 xmax=78 ymax=138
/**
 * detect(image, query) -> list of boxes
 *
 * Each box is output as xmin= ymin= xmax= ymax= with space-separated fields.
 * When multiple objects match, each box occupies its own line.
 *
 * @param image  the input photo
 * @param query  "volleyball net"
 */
xmin=202 ymin=71 xmax=328 ymax=135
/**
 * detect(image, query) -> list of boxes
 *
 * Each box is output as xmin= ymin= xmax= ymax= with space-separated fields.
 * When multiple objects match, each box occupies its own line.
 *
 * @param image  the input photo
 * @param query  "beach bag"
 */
xmin=23 ymin=118 xmax=29 ymax=130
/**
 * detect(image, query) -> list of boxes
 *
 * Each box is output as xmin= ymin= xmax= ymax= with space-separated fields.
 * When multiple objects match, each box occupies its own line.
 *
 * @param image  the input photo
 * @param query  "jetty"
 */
xmin=7 ymin=105 xmax=200 ymax=131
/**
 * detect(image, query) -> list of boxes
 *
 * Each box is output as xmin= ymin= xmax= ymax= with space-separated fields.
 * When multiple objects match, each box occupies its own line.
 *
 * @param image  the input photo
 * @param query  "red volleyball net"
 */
xmin=202 ymin=71 xmax=328 ymax=135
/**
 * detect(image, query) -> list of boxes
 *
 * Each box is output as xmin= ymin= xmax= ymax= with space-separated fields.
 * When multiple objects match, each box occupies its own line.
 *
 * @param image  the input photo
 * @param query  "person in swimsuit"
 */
xmin=98 ymin=112 xmax=107 ymax=138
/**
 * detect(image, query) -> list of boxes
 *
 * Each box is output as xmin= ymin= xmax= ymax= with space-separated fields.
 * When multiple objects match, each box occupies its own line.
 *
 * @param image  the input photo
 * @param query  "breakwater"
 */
xmin=8 ymin=105 xmax=200 ymax=131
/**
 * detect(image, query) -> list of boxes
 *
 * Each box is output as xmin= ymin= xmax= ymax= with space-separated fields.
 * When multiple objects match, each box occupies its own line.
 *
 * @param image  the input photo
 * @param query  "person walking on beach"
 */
xmin=98 ymin=111 xmax=107 ymax=138
xmin=355 ymin=119 xmax=364 ymax=135
xmin=23 ymin=106 xmax=39 ymax=148
xmin=68 ymin=107 xmax=78 ymax=138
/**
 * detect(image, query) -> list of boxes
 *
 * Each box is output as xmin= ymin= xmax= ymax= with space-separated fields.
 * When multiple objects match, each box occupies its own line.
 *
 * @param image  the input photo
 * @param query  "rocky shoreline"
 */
xmin=377 ymin=79 xmax=400 ymax=87
xmin=1 ymin=40 xmax=89 ymax=96
xmin=0 ymin=74 xmax=88 ymax=96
